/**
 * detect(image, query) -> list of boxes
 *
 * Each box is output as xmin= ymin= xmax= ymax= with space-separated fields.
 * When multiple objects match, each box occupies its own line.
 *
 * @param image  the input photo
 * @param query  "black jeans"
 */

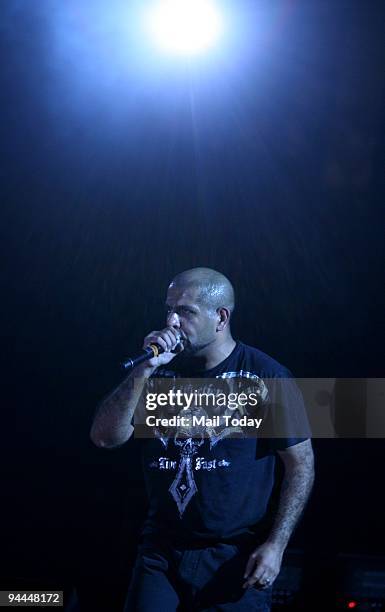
xmin=124 ymin=536 xmax=272 ymax=611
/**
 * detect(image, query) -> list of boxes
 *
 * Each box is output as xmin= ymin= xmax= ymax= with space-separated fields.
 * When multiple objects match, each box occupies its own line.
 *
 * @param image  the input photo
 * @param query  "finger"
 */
xmin=243 ymin=568 xmax=265 ymax=589
xmin=169 ymin=328 xmax=185 ymax=351
xmin=165 ymin=327 xmax=181 ymax=348
xmin=243 ymin=577 xmax=261 ymax=589
xmin=260 ymin=580 xmax=272 ymax=589
xmin=245 ymin=571 xmax=273 ymax=590
xmin=178 ymin=329 xmax=188 ymax=343
xmin=243 ymin=552 xmax=258 ymax=579
xmin=143 ymin=332 xmax=158 ymax=349
xmin=161 ymin=329 xmax=178 ymax=351
xmin=145 ymin=334 xmax=168 ymax=353
xmin=257 ymin=574 xmax=273 ymax=589
xmin=256 ymin=571 xmax=269 ymax=585
xmin=173 ymin=341 xmax=184 ymax=354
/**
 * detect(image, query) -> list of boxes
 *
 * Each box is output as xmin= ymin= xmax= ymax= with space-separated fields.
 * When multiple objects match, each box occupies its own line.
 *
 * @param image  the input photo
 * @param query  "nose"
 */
xmin=167 ymin=310 xmax=180 ymax=328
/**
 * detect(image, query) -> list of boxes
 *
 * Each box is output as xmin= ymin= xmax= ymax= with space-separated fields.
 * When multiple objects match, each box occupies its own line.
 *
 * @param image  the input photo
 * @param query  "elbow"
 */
xmin=89 ymin=425 xmax=133 ymax=449
xmin=89 ymin=424 xmax=112 ymax=449
xmin=89 ymin=428 xmax=108 ymax=449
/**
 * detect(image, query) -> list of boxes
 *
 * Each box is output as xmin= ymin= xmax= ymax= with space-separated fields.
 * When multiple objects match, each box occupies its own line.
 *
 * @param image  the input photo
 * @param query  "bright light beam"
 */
xmin=144 ymin=0 xmax=223 ymax=56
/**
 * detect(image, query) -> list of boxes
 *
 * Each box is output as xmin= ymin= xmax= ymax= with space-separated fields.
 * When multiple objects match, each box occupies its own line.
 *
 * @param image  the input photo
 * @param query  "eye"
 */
xmin=181 ymin=307 xmax=194 ymax=315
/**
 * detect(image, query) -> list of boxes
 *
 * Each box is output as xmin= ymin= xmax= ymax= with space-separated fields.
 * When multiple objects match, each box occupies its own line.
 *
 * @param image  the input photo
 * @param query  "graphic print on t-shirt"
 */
xmin=148 ymin=371 xmax=269 ymax=517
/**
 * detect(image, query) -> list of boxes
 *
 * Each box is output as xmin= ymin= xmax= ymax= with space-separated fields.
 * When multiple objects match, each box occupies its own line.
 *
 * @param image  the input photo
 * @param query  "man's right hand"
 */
xmin=141 ymin=327 xmax=184 ymax=370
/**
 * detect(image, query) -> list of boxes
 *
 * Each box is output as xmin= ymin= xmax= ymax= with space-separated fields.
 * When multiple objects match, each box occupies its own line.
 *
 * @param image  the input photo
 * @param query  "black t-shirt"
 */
xmin=139 ymin=341 xmax=307 ymax=545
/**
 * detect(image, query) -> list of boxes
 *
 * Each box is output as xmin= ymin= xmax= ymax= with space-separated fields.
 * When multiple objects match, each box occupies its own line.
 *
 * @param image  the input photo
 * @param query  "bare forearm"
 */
xmin=90 ymin=365 xmax=154 ymax=448
xmin=267 ymin=455 xmax=314 ymax=550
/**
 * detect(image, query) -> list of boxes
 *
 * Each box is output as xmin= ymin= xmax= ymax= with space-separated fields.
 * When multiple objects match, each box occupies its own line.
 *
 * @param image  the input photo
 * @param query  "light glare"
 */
xmin=145 ymin=0 xmax=223 ymax=56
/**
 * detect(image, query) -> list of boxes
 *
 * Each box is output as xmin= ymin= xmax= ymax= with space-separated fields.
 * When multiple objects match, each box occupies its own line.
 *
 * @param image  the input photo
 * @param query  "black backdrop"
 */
xmin=1 ymin=0 xmax=384 ymax=608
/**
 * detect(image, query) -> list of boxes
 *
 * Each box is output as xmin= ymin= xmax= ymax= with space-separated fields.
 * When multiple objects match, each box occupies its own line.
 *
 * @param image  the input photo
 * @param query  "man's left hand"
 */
xmin=242 ymin=541 xmax=284 ymax=589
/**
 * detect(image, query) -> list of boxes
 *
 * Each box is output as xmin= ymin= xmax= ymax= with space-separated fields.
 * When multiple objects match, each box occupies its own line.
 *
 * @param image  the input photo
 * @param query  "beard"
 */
xmin=174 ymin=337 xmax=216 ymax=375
xmin=181 ymin=337 xmax=215 ymax=355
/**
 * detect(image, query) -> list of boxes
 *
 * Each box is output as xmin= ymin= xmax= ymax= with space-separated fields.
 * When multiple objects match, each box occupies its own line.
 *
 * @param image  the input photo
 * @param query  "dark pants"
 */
xmin=124 ymin=536 xmax=272 ymax=611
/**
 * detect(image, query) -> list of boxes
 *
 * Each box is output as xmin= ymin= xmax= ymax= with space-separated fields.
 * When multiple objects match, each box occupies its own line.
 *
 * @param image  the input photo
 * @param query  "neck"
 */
xmin=193 ymin=335 xmax=236 ymax=371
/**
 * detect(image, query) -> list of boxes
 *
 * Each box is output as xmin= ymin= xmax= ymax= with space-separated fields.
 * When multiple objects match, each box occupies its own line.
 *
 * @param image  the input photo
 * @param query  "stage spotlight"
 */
xmin=144 ymin=0 xmax=223 ymax=56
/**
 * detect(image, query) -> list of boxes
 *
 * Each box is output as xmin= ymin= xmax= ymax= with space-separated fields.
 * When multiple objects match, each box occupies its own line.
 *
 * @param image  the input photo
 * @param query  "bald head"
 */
xmin=168 ymin=268 xmax=235 ymax=316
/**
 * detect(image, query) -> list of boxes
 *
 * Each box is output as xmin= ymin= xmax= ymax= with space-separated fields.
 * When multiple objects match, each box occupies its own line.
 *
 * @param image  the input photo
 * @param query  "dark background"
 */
xmin=1 ymin=0 xmax=384 ymax=608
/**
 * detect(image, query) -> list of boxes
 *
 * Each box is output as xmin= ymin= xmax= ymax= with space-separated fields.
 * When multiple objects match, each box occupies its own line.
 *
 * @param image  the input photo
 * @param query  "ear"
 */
xmin=216 ymin=307 xmax=230 ymax=331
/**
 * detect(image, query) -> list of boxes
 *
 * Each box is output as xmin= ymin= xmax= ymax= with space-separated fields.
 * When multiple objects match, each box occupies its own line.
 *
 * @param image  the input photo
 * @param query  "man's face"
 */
xmin=165 ymin=285 xmax=217 ymax=354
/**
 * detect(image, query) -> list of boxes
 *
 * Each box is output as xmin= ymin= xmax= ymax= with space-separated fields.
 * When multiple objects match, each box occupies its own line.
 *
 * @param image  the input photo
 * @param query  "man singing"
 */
xmin=90 ymin=267 xmax=314 ymax=611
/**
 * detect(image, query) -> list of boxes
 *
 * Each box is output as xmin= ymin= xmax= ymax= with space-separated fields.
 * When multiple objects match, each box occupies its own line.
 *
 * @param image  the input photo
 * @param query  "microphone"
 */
xmin=122 ymin=341 xmax=182 ymax=371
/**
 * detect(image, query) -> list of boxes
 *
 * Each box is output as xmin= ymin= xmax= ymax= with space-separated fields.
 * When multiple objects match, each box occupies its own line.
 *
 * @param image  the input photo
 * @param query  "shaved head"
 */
xmin=168 ymin=267 xmax=235 ymax=316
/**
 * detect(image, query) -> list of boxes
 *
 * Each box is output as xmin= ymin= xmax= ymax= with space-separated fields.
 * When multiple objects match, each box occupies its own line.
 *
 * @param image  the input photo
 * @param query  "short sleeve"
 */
xmin=259 ymin=371 xmax=311 ymax=453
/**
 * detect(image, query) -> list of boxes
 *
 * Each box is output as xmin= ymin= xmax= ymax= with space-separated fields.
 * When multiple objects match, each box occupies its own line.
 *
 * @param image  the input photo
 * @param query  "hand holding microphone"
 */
xmin=122 ymin=327 xmax=185 ymax=371
xmin=143 ymin=327 xmax=185 ymax=366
